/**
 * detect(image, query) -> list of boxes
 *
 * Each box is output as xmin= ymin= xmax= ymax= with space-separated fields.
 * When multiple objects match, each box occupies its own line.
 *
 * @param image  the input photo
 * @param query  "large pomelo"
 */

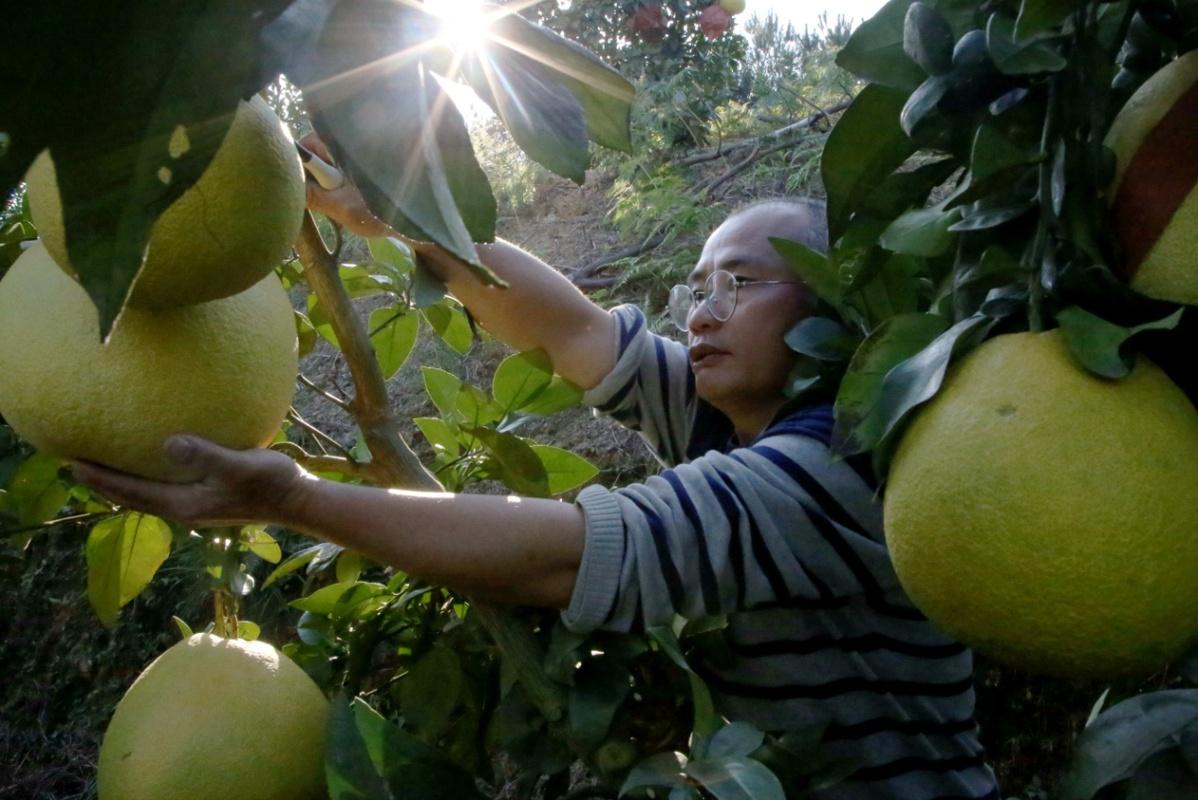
xmin=884 ymin=330 xmax=1198 ymax=678
xmin=0 ymin=243 xmax=297 ymax=482
xmin=1105 ymin=50 xmax=1198 ymax=305
xmin=97 ymin=633 xmax=329 ymax=800
xmin=26 ymin=95 xmax=305 ymax=310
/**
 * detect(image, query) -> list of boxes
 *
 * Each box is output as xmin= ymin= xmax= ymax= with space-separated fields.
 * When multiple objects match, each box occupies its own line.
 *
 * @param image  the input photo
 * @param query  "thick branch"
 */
xmin=567 ymin=233 xmax=667 ymax=283
xmin=294 ymin=213 xmax=441 ymax=491
xmin=677 ymin=99 xmax=850 ymax=167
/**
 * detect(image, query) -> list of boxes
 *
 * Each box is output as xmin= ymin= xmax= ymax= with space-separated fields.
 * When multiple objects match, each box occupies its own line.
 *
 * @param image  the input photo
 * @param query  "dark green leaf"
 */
xmin=837 ymin=0 xmax=927 ymax=88
xmin=965 ymin=123 xmax=1043 ymax=187
xmin=879 ymin=200 xmax=963 ymax=257
xmin=948 ymin=202 xmax=1032 ymax=231
xmin=300 ymin=2 xmax=497 ymax=272
xmin=85 ymin=513 xmax=172 ymax=626
xmin=369 ymin=305 xmax=420 ymax=379
xmin=262 ymin=542 xmax=324 ymax=588
xmin=1061 ymin=689 xmax=1198 ymax=800
xmin=986 ymin=13 xmax=1067 ymax=74
xmin=1125 ymin=748 xmax=1198 ymax=800
xmin=469 ymin=427 xmax=550 ymax=496
xmin=833 ymin=313 xmax=949 ymax=454
xmin=771 ymin=237 xmax=841 ymax=305
xmin=703 ymin=723 xmax=766 ymax=760
xmin=2 ymin=0 xmax=295 ymax=336
xmin=1015 ymin=0 xmax=1085 ymax=40
xmin=568 ymin=657 xmax=631 ymax=750
xmin=1056 ymin=306 xmax=1185 ymax=379
xmin=621 ymin=752 xmax=688 ymax=794
xmin=289 ymin=580 xmax=358 ymax=615
xmin=530 ymin=445 xmax=599 ymax=495
xmin=823 ymin=85 xmax=917 ymax=242
xmin=904 ymin=3 xmax=956 ymax=75
xmin=784 ymin=317 xmax=857 ymax=361
xmin=851 ymin=157 xmax=960 ymax=224
xmin=473 ymin=11 xmax=635 ymax=154
xmin=400 ymin=645 xmax=463 ymax=737
xmin=873 ymin=313 xmax=997 ymax=448
xmin=685 ymin=757 xmax=786 ymax=800
xmin=899 ymin=75 xmax=952 ymax=142
xmin=325 ymin=695 xmax=393 ymax=800
xmin=493 ymin=350 xmax=554 ymax=413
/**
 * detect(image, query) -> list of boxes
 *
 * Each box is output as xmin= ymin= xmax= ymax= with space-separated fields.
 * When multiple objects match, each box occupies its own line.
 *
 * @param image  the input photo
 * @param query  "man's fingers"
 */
xmin=298 ymin=132 xmax=333 ymax=163
xmin=71 ymin=460 xmax=182 ymax=516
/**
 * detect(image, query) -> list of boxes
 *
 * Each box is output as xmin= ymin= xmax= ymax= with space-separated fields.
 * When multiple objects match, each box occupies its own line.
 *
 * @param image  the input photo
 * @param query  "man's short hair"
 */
xmin=727 ymin=197 xmax=829 ymax=254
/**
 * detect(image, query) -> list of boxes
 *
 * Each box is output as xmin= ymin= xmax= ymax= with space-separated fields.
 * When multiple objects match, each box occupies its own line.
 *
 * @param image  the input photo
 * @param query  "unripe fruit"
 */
xmin=698 ymin=3 xmax=732 ymax=39
xmin=1105 ymin=50 xmax=1198 ymax=305
xmin=719 ymin=0 xmax=746 ymax=15
xmin=26 ymin=95 xmax=305 ymax=310
xmin=0 ymin=243 xmax=298 ymax=481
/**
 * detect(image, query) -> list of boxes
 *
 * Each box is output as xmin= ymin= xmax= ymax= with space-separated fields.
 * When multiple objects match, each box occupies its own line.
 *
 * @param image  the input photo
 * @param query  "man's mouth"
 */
xmin=689 ymin=343 xmax=728 ymax=368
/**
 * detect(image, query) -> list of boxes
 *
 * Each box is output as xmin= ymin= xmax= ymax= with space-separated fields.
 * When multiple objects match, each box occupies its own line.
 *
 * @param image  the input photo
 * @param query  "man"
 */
xmin=73 ymin=160 xmax=999 ymax=799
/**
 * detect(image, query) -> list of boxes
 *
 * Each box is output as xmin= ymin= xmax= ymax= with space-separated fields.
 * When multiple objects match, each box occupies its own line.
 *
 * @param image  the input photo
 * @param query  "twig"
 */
xmin=298 ymin=372 xmax=351 ymax=411
xmin=287 ymin=407 xmax=350 ymax=457
xmin=2 ymin=511 xmax=115 ymax=538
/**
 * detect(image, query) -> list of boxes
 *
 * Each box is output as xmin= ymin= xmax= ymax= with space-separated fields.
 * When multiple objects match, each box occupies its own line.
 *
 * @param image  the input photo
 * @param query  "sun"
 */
xmin=426 ymin=0 xmax=497 ymax=53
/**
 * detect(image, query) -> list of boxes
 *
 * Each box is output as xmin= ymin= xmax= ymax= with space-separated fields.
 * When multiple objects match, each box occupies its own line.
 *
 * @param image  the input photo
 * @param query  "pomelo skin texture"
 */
xmin=26 ymin=94 xmax=305 ymax=310
xmin=719 ymin=0 xmax=746 ymax=15
xmin=97 ymin=633 xmax=329 ymax=800
xmin=1105 ymin=50 xmax=1198 ymax=306
xmin=884 ymin=330 xmax=1198 ymax=679
xmin=0 ymin=243 xmax=297 ymax=482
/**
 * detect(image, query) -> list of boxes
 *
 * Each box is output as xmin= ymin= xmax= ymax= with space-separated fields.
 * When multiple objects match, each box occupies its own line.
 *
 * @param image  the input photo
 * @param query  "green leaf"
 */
xmin=1061 ymin=690 xmax=1198 ymax=800
xmin=531 ymin=445 xmax=599 ymax=495
xmin=784 ymin=317 xmax=857 ymax=361
xmin=262 ymin=542 xmax=324 ymax=588
xmin=7 ymin=453 xmax=69 ymax=526
xmin=325 ymin=695 xmax=394 ymax=800
xmin=369 ymin=305 xmax=420 ymax=379
xmin=422 ymin=367 xmax=464 ymax=420
xmin=686 ymin=757 xmax=786 ymax=800
xmin=568 ymin=657 xmax=631 ymax=750
xmin=904 ymin=2 xmax=956 ymax=75
xmin=172 ymin=616 xmax=193 ymax=639
xmin=422 ymin=301 xmax=474 ymax=355
xmin=836 ymin=0 xmax=927 ymax=89
xmin=473 ymin=12 xmax=635 ymax=155
xmin=294 ymin=310 xmax=318 ymax=359
xmin=823 ymin=85 xmax=917 ymax=243
xmin=298 ymin=2 xmax=498 ymax=274
xmin=621 ymin=752 xmax=688 ymax=794
xmin=986 ymin=13 xmax=1067 ymax=74
xmin=289 ymin=580 xmax=359 ymax=615
xmin=338 ymin=264 xmax=393 ymax=299
xmin=879 ymin=200 xmax=963 ymax=257
xmin=336 ymin=550 xmax=364 ymax=584
xmin=367 ymin=236 xmax=415 ymax=278
xmin=899 ymin=74 xmax=952 ymax=143
xmin=85 ymin=513 xmax=172 ymax=626
xmin=414 ymin=417 xmax=461 ymax=459
xmin=771 ymin=237 xmax=841 ymax=306
xmin=520 ymin=376 xmax=583 ymax=416
xmin=872 ymin=313 xmax=997 ymax=450
xmin=240 ymin=525 xmax=281 ymax=564
xmin=1014 ymin=0 xmax=1085 ymax=41
xmin=1056 ymin=307 xmax=1185 ymax=379
xmin=400 ymin=645 xmax=463 ymax=737
xmin=307 ymin=294 xmax=339 ymax=348
xmin=470 ymin=427 xmax=550 ymax=496
xmin=702 ymin=723 xmax=766 ymax=760
xmin=493 ymin=350 xmax=554 ymax=413
xmin=833 ymin=313 xmax=949 ymax=454
xmin=647 ymin=625 xmax=719 ymax=736
xmin=238 ymin=620 xmax=261 ymax=641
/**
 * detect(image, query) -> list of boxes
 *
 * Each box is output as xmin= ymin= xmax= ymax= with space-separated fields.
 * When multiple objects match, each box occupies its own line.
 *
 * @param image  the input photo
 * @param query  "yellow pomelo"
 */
xmin=26 ymin=94 xmax=305 ymax=310
xmin=884 ymin=330 xmax=1198 ymax=678
xmin=1105 ymin=50 xmax=1198 ymax=305
xmin=98 ymin=633 xmax=329 ymax=800
xmin=719 ymin=0 xmax=747 ymax=14
xmin=0 ymin=243 xmax=297 ymax=481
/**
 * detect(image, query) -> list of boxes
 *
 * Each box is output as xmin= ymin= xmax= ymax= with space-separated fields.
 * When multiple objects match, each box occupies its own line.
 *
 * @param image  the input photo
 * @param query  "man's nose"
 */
xmin=687 ymin=297 xmax=719 ymax=334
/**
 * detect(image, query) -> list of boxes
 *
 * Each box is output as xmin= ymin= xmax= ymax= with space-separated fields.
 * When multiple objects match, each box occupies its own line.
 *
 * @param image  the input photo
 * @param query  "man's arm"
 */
xmin=71 ymin=438 xmax=586 ymax=608
xmin=302 ymin=135 xmax=616 ymax=389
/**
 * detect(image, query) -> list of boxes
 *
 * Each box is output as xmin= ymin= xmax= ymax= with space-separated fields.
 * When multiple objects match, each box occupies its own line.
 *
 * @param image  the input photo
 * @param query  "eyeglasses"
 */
xmin=666 ymin=269 xmax=805 ymax=331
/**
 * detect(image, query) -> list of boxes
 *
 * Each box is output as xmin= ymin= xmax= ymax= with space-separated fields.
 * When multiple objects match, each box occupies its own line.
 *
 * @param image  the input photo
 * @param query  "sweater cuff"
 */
xmin=561 ymin=484 xmax=625 ymax=633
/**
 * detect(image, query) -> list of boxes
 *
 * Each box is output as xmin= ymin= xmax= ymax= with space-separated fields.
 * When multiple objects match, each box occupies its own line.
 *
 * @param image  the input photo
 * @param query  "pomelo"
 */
xmin=97 ymin=633 xmax=329 ymax=800
xmin=26 ymin=95 xmax=305 ymax=310
xmin=0 ymin=243 xmax=297 ymax=482
xmin=1105 ymin=50 xmax=1198 ymax=306
xmin=719 ymin=0 xmax=746 ymax=15
xmin=884 ymin=330 xmax=1198 ymax=678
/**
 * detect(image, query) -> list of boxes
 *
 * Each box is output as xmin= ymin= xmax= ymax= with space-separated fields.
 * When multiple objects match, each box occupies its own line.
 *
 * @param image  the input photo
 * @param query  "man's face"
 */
xmin=684 ymin=206 xmax=816 ymax=424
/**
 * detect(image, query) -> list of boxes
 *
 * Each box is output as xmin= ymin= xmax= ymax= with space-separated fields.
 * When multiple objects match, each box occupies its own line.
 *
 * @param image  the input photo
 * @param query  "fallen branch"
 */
xmin=568 ymin=232 xmax=667 ymax=283
xmin=678 ymin=98 xmax=850 ymax=167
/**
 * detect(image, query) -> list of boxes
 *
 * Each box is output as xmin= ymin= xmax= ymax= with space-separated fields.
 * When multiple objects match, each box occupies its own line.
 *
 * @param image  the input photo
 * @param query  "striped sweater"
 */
xmin=562 ymin=306 xmax=999 ymax=800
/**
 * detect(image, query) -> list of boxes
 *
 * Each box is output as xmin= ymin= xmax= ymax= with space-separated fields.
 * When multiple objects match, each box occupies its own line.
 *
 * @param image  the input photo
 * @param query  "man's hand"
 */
xmin=72 ymin=435 xmax=315 ymax=528
xmin=300 ymin=133 xmax=395 ymax=239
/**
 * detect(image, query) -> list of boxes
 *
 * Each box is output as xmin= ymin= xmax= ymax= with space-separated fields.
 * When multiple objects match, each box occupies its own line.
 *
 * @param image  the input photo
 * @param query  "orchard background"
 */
xmin=1 ymin=0 xmax=1196 ymax=798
